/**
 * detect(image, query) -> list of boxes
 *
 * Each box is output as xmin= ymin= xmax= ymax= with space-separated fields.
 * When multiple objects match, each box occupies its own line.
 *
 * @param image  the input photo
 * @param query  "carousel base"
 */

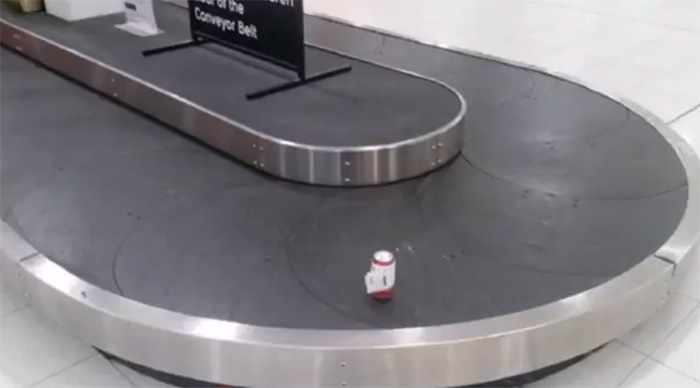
xmin=1 ymin=3 xmax=698 ymax=388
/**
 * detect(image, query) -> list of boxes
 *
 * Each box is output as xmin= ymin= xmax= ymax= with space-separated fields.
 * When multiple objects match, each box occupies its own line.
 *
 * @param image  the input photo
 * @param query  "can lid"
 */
xmin=373 ymin=250 xmax=395 ymax=265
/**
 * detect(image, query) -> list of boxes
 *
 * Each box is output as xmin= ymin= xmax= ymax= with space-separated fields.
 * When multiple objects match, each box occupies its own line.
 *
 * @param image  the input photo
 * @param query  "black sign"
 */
xmin=187 ymin=0 xmax=305 ymax=76
xmin=144 ymin=0 xmax=349 ymax=100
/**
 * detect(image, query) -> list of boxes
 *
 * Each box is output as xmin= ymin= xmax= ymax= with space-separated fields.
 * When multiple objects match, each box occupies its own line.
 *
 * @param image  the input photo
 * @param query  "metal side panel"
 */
xmin=0 ymin=19 xmax=466 ymax=186
xmin=0 ymin=219 xmax=674 ymax=387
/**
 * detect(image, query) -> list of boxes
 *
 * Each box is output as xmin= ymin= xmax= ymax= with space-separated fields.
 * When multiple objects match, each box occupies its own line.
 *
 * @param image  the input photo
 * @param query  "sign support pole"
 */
xmin=245 ymin=64 xmax=351 ymax=100
xmin=141 ymin=0 xmax=351 ymax=100
xmin=142 ymin=38 xmax=205 ymax=57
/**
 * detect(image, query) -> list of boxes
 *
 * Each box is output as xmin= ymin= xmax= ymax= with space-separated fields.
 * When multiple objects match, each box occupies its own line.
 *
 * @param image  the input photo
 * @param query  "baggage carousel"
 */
xmin=1 ymin=2 xmax=699 ymax=387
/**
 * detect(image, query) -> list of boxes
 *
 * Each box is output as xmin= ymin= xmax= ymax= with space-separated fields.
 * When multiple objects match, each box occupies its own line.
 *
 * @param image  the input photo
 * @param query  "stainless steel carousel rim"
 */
xmin=0 ymin=225 xmax=683 ymax=387
xmin=1 ymin=13 xmax=699 ymax=388
xmin=0 ymin=18 xmax=467 ymax=154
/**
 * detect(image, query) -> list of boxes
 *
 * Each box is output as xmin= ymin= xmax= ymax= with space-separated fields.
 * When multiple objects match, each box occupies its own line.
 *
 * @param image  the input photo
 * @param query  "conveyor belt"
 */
xmin=1 ymin=8 xmax=697 ymax=387
xmin=1 ymin=48 xmax=688 ymax=330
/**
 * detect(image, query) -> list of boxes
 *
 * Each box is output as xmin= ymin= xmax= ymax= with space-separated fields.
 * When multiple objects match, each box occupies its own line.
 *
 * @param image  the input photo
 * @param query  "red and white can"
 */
xmin=365 ymin=250 xmax=396 ymax=300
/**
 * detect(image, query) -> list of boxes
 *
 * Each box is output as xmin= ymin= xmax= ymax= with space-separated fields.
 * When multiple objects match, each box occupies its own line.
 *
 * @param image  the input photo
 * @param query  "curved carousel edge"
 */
xmin=1 ymin=8 xmax=699 ymax=388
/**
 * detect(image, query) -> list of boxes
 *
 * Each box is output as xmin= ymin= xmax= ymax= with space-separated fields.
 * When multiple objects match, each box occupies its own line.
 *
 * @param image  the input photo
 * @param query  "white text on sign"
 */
xmin=269 ymin=0 xmax=295 ymax=7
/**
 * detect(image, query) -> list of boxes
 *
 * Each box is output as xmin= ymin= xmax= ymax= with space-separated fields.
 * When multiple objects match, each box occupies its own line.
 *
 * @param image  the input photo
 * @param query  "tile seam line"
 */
xmin=667 ymin=102 xmax=700 ymax=126
xmin=647 ymin=303 xmax=700 ymax=384
xmin=615 ymin=353 xmax=649 ymax=388
xmin=0 ymin=304 xmax=30 ymax=320
xmin=646 ymin=298 xmax=700 ymax=356
xmin=106 ymin=357 xmax=139 ymax=388
xmin=24 ymin=353 xmax=98 ymax=388
xmin=648 ymin=354 xmax=700 ymax=384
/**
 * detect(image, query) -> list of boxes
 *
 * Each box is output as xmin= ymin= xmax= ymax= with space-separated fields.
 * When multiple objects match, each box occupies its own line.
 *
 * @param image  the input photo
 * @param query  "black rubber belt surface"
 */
xmin=0 ymin=2 xmax=461 ymax=147
xmin=0 ymin=19 xmax=687 ymax=330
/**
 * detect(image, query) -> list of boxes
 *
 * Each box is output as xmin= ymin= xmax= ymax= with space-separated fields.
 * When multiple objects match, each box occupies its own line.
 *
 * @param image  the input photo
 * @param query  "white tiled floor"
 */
xmin=652 ymin=307 xmax=700 ymax=382
xmin=1 ymin=0 xmax=699 ymax=387
xmin=31 ymin=356 xmax=132 ymax=388
xmin=0 ymin=287 xmax=25 ymax=318
xmin=619 ymin=358 xmax=700 ymax=388
xmin=620 ymin=293 xmax=697 ymax=355
xmin=108 ymin=361 xmax=174 ymax=388
xmin=527 ymin=342 xmax=647 ymax=388
xmin=0 ymin=309 xmax=96 ymax=387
